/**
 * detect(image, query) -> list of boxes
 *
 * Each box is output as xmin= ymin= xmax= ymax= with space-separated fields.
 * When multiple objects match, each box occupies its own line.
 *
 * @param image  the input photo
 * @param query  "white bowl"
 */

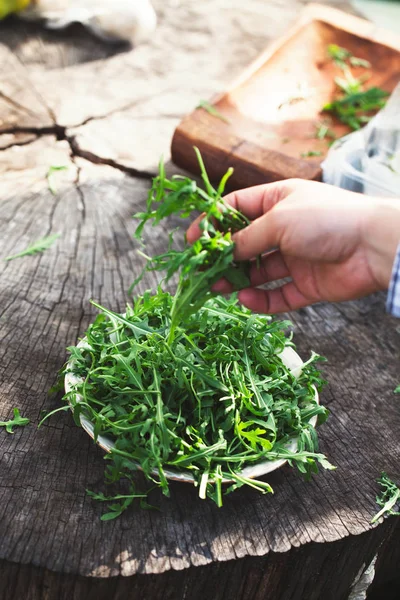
xmin=65 ymin=342 xmax=319 ymax=484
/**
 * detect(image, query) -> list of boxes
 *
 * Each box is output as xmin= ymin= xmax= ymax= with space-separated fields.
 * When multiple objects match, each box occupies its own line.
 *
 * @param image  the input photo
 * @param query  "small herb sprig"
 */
xmin=46 ymin=165 xmax=68 ymax=195
xmin=197 ymin=100 xmax=230 ymax=124
xmin=323 ymin=83 xmax=388 ymax=131
xmin=371 ymin=472 xmax=400 ymax=524
xmin=301 ymin=150 xmax=322 ymax=158
xmin=327 ymin=44 xmax=371 ymax=70
xmin=323 ymin=44 xmax=388 ymax=130
xmin=0 ymin=408 xmax=29 ymax=433
xmin=316 ymin=122 xmax=336 ymax=142
xmin=5 ymin=233 xmax=60 ymax=262
xmin=87 ymin=484 xmax=148 ymax=521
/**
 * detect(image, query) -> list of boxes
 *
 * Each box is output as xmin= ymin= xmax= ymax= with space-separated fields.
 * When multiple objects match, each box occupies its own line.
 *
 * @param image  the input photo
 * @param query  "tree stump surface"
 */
xmin=0 ymin=1 xmax=399 ymax=599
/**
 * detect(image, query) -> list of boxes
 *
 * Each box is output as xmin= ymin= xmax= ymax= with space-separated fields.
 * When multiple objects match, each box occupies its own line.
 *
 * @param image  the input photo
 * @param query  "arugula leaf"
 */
xmin=236 ymin=420 xmax=273 ymax=451
xmin=371 ymin=472 xmax=400 ymax=523
xmin=327 ymin=44 xmax=370 ymax=71
xmin=316 ymin=122 xmax=336 ymax=142
xmin=46 ymin=165 xmax=68 ymax=195
xmin=324 ymin=45 xmax=388 ymax=131
xmin=197 ymin=100 xmax=231 ymax=124
xmin=301 ymin=150 xmax=322 ymax=158
xmin=394 ymin=386 xmax=400 ymax=394
xmin=327 ymin=44 xmax=353 ymax=69
xmin=349 ymin=56 xmax=371 ymax=69
xmin=5 ymin=233 xmax=60 ymax=261
xmin=323 ymin=86 xmax=388 ymax=131
xmin=87 ymin=485 xmax=148 ymax=520
xmin=0 ymin=408 xmax=30 ymax=434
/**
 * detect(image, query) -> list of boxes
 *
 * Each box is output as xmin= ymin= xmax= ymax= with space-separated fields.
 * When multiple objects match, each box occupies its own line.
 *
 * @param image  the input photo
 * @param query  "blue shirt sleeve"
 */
xmin=386 ymin=245 xmax=400 ymax=318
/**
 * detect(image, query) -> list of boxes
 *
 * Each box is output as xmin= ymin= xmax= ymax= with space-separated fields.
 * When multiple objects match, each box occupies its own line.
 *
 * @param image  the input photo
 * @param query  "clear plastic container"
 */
xmin=322 ymin=83 xmax=400 ymax=198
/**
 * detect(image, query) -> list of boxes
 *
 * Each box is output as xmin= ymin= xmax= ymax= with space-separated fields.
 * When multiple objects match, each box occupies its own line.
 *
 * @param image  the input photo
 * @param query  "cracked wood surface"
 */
xmin=0 ymin=1 xmax=399 ymax=599
xmin=1 ymin=0 xmax=358 ymax=172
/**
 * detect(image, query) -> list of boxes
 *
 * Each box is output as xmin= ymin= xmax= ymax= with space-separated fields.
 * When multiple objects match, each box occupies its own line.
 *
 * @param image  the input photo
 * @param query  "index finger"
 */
xmin=186 ymin=180 xmax=292 ymax=243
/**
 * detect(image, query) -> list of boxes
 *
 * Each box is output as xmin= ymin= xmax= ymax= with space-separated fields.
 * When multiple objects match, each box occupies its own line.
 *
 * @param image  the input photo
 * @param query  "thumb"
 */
xmin=232 ymin=209 xmax=282 ymax=261
xmin=222 ymin=179 xmax=293 ymax=220
xmin=186 ymin=179 xmax=292 ymax=247
xmin=224 ymin=180 xmax=294 ymax=261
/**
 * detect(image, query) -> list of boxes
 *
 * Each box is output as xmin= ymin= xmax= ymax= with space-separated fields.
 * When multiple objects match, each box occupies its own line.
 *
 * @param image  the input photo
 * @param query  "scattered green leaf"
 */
xmin=327 ymin=44 xmax=370 ymax=71
xmin=394 ymin=386 xmax=400 ymax=394
xmin=316 ymin=122 xmax=336 ymax=142
xmin=87 ymin=485 xmax=148 ymax=520
xmin=5 ymin=233 xmax=60 ymax=261
xmin=324 ymin=44 xmax=388 ymax=131
xmin=334 ymin=70 xmax=369 ymax=96
xmin=197 ymin=100 xmax=230 ymax=124
xmin=0 ymin=408 xmax=30 ymax=434
xmin=323 ymin=86 xmax=388 ymax=130
xmin=349 ymin=56 xmax=371 ymax=69
xmin=371 ymin=472 xmax=400 ymax=524
xmin=301 ymin=150 xmax=323 ymax=158
xmin=327 ymin=44 xmax=353 ymax=69
xmin=46 ymin=165 xmax=68 ymax=195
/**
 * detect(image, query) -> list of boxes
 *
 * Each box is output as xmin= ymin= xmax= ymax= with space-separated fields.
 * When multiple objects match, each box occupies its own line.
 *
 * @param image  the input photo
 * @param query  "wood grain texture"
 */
xmin=366 ymin=520 xmax=400 ymax=600
xmin=0 ymin=44 xmax=54 ymax=134
xmin=0 ymin=522 xmax=395 ymax=600
xmin=0 ymin=0 xmax=399 ymax=597
xmin=171 ymin=4 xmax=400 ymax=188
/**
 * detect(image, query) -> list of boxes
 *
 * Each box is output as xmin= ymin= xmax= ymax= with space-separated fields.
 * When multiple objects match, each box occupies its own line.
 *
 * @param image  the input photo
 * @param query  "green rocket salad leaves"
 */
xmin=132 ymin=148 xmax=250 ymax=342
xmin=323 ymin=44 xmax=389 ymax=131
xmin=61 ymin=149 xmax=333 ymax=517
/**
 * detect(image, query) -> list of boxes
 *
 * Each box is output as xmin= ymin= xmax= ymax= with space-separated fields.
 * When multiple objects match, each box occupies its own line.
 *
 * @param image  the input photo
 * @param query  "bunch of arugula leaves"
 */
xmin=323 ymin=44 xmax=389 ymax=130
xmin=133 ymin=148 xmax=251 ymax=343
xmin=62 ymin=149 xmax=333 ymax=518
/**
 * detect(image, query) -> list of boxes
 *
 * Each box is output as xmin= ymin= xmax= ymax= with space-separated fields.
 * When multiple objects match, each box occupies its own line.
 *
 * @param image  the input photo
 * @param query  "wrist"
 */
xmin=362 ymin=198 xmax=400 ymax=290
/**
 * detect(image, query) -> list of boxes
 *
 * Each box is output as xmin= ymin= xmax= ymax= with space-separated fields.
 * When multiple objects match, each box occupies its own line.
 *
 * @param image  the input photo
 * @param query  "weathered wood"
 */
xmin=366 ymin=520 xmax=400 ymax=600
xmin=0 ymin=0 xmax=361 ymax=173
xmin=171 ymin=4 xmax=400 ymax=187
xmin=0 ymin=133 xmax=399 ymax=585
xmin=0 ymin=43 xmax=54 ymax=134
xmin=0 ymin=522 xmax=395 ymax=600
xmin=0 ymin=0 xmax=399 ymax=598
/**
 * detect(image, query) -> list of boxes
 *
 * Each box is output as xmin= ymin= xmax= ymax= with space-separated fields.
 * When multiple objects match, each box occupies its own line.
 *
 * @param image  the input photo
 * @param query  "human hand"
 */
xmin=186 ymin=179 xmax=400 ymax=313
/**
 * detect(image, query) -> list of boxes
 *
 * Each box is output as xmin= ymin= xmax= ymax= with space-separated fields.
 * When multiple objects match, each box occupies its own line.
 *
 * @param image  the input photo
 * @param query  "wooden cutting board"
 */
xmin=171 ymin=3 xmax=400 ymax=189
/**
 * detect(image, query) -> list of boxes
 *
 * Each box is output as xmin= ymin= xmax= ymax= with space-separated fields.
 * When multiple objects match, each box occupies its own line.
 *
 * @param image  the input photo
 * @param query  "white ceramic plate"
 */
xmin=65 ymin=341 xmax=319 ymax=484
